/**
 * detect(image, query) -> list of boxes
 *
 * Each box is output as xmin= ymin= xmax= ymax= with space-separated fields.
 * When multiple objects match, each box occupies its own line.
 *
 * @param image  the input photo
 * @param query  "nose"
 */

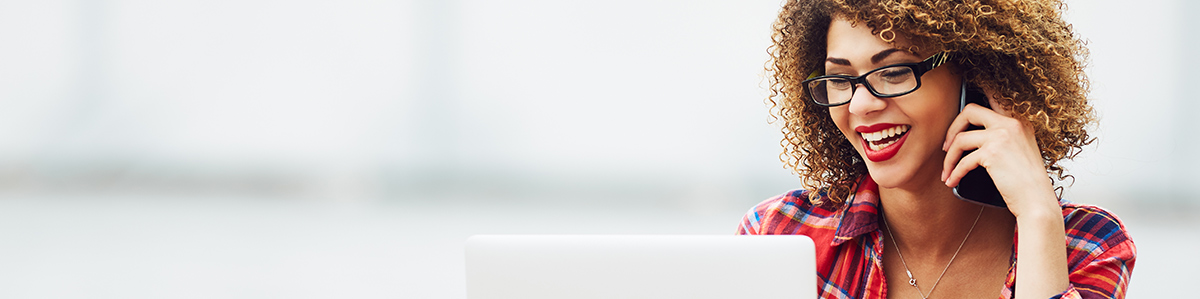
xmin=846 ymin=84 xmax=887 ymax=115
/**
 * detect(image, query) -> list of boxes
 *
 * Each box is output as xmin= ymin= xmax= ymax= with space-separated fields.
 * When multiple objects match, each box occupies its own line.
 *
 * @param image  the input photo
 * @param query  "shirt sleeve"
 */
xmin=1060 ymin=239 xmax=1135 ymax=299
xmin=737 ymin=206 xmax=762 ymax=235
xmin=1051 ymin=208 xmax=1138 ymax=299
xmin=1048 ymin=285 xmax=1080 ymax=299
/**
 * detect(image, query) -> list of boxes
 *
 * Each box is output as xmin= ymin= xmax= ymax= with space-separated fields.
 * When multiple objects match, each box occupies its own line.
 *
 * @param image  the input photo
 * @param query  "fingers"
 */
xmin=941 ymin=129 xmax=988 ymax=184
xmin=942 ymin=103 xmax=993 ymax=151
xmin=944 ymin=150 xmax=984 ymax=188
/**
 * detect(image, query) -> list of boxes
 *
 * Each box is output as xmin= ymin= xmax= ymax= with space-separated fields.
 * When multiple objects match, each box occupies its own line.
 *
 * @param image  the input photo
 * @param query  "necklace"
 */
xmin=882 ymin=206 xmax=984 ymax=299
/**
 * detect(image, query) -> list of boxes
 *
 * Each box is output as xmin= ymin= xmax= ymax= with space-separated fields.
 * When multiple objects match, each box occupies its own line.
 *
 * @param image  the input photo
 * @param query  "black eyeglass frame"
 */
xmin=802 ymin=52 xmax=950 ymax=107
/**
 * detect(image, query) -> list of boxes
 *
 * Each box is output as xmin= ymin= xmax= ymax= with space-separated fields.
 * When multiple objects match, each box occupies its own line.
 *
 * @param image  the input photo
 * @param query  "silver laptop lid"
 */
xmin=465 ymin=235 xmax=815 ymax=299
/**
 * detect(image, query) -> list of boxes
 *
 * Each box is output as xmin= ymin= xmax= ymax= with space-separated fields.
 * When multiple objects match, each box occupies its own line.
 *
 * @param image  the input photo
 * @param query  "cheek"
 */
xmin=910 ymin=99 xmax=957 ymax=134
xmin=827 ymin=107 xmax=858 ymax=143
xmin=908 ymin=81 xmax=962 ymax=128
xmin=938 ymin=90 xmax=962 ymax=124
xmin=827 ymin=107 xmax=846 ymax=126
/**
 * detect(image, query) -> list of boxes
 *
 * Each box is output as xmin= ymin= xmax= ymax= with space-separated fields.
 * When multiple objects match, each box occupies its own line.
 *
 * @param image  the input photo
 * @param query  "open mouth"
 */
xmin=861 ymin=125 xmax=910 ymax=151
xmin=857 ymin=124 xmax=911 ymax=162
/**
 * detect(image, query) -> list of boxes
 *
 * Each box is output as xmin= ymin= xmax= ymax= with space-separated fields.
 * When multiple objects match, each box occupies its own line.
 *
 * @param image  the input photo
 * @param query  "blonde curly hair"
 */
xmin=766 ymin=0 xmax=1096 ymax=207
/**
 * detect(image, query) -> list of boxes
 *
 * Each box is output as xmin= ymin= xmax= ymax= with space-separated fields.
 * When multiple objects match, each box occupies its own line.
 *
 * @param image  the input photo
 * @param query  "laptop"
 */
xmin=465 ymin=235 xmax=815 ymax=299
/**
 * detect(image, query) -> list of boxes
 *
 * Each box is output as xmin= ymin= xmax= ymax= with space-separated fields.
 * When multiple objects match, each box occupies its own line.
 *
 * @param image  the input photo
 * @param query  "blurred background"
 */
xmin=0 ymin=0 xmax=1193 ymax=297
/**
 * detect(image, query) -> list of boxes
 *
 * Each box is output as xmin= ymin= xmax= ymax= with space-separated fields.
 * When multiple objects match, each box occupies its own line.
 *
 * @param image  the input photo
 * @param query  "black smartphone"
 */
xmin=951 ymin=83 xmax=1006 ymax=208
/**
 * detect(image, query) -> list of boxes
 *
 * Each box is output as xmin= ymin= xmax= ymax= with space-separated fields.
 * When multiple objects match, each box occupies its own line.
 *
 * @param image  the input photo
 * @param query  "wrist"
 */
xmin=1011 ymin=195 xmax=1069 ymax=299
xmin=1014 ymin=202 xmax=1063 ymax=231
xmin=1008 ymin=188 xmax=1061 ymax=221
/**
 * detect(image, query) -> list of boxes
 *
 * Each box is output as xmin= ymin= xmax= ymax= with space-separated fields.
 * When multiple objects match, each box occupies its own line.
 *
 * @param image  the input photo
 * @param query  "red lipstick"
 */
xmin=855 ymin=123 xmax=901 ymax=133
xmin=854 ymin=123 xmax=909 ymax=162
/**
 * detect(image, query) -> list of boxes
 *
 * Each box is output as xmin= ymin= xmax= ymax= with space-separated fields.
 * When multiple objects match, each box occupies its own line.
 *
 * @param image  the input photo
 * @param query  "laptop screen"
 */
xmin=465 ymin=235 xmax=815 ymax=299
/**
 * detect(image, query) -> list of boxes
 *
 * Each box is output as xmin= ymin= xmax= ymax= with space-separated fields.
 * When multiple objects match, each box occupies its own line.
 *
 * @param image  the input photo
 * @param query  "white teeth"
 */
xmin=868 ymin=138 xmax=899 ymax=150
xmin=861 ymin=125 xmax=910 ymax=147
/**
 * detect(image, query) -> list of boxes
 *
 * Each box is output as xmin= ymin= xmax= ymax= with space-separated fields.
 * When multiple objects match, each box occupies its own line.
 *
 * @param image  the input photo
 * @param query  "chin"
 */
xmin=860 ymin=154 xmax=925 ymax=190
xmin=863 ymin=166 xmax=913 ymax=189
xmin=863 ymin=153 xmax=947 ymax=192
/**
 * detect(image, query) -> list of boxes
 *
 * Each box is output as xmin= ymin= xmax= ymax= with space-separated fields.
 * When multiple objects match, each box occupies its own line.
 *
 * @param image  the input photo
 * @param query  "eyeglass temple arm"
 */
xmin=918 ymin=52 xmax=950 ymax=74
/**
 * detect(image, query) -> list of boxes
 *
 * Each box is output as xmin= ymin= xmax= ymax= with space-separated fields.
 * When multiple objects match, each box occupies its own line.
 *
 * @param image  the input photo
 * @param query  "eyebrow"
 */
xmin=825 ymin=48 xmax=908 ymax=66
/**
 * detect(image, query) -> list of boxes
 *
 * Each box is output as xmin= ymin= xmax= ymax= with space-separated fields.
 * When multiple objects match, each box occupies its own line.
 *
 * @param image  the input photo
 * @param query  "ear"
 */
xmin=980 ymin=86 xmax=1013 ymax=117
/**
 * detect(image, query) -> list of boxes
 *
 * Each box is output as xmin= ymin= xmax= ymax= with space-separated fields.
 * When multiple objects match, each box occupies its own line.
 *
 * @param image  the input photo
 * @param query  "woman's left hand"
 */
xmin=940 ymin=99 xmax=1060 ymax=219
xmin=942 ymin=93 xmax=1072 ymax=299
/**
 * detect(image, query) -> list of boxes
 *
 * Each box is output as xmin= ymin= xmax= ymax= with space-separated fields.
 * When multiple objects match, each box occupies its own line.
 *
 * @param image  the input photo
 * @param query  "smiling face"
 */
xmin=824 ymin=17 xmax=961 ymax=190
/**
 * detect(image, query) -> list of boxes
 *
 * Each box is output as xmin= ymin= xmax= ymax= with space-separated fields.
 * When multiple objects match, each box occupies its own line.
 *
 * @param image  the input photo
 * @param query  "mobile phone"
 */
xmin=951 ymin=83 xmax=1007 ymax=208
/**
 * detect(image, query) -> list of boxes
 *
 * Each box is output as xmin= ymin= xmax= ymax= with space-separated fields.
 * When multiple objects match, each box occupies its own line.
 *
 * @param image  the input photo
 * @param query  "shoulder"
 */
xmin=1057 ymin=201 xmax=1137 ymax=297
xmin=738 ymin=189 xmax=843 ymax=236
xmin=1060 ymin=201 xmax=1135 ymax=256
xmin=1060 ymin=200 xmax=1132 ymax=271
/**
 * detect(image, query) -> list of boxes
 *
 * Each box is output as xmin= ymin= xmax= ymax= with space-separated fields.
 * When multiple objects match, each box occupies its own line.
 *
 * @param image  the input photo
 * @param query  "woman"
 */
xmin=738 ymin=1 xmax=1136 ymax=299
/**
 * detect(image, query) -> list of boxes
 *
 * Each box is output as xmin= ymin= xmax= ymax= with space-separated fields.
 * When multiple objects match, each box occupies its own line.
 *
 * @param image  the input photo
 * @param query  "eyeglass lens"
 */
xmin=807 ymin=66 xmax=918 ymax=105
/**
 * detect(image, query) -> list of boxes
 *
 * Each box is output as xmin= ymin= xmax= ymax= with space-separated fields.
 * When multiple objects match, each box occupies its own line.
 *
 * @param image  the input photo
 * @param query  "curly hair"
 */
xmin=766 ymin=0 xmax=1096 ymax=207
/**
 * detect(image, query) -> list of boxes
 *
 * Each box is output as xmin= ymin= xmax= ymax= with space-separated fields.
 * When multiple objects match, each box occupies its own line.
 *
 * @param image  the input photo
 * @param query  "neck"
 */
xmin=878 ymin=177 xmax=989 ymax=257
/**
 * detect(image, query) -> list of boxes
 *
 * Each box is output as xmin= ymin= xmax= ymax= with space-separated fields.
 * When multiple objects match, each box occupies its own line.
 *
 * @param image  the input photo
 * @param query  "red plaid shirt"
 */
xmin=739 ymin=177 xmax=1136 ymax=299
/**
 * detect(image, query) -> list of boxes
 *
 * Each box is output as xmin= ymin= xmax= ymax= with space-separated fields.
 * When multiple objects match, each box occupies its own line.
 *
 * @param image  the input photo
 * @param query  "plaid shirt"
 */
xmin=739 ymin=177 xmax=1136 ymax=299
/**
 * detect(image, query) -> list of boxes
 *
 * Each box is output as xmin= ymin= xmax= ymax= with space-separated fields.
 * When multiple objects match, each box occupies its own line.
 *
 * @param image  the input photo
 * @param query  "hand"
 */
xmin=942 ymin=92 xmax=1070 ymax=299
xmin=940 ymin=99 xmax=1059 ymax=219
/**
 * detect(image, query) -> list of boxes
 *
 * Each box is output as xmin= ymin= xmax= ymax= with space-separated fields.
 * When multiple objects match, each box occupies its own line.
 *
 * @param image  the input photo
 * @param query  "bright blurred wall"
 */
xmin=0 ymin=0 xmax=1195 ymax=209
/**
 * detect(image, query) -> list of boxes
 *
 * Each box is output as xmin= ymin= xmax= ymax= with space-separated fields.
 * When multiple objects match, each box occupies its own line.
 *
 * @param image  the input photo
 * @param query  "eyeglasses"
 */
xmin=802 ymin=52 xmax=950 ymax=107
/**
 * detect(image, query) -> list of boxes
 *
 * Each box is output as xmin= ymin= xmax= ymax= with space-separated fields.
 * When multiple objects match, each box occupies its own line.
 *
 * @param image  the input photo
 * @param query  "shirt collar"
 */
xmin=831 ymin=174 xmax=882 ymax=246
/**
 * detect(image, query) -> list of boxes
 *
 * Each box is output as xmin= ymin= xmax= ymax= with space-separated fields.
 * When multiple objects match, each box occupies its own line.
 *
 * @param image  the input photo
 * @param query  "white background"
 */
xmin=0 ymin=0 xmax=1192 ymax=297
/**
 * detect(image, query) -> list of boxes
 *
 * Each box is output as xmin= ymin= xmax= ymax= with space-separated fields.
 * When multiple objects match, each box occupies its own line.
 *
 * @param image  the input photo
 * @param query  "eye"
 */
xmin=825 ymin=78 xmax=852 ymax=90
xmin=877 ymin=67 xmax=914 ymax=83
